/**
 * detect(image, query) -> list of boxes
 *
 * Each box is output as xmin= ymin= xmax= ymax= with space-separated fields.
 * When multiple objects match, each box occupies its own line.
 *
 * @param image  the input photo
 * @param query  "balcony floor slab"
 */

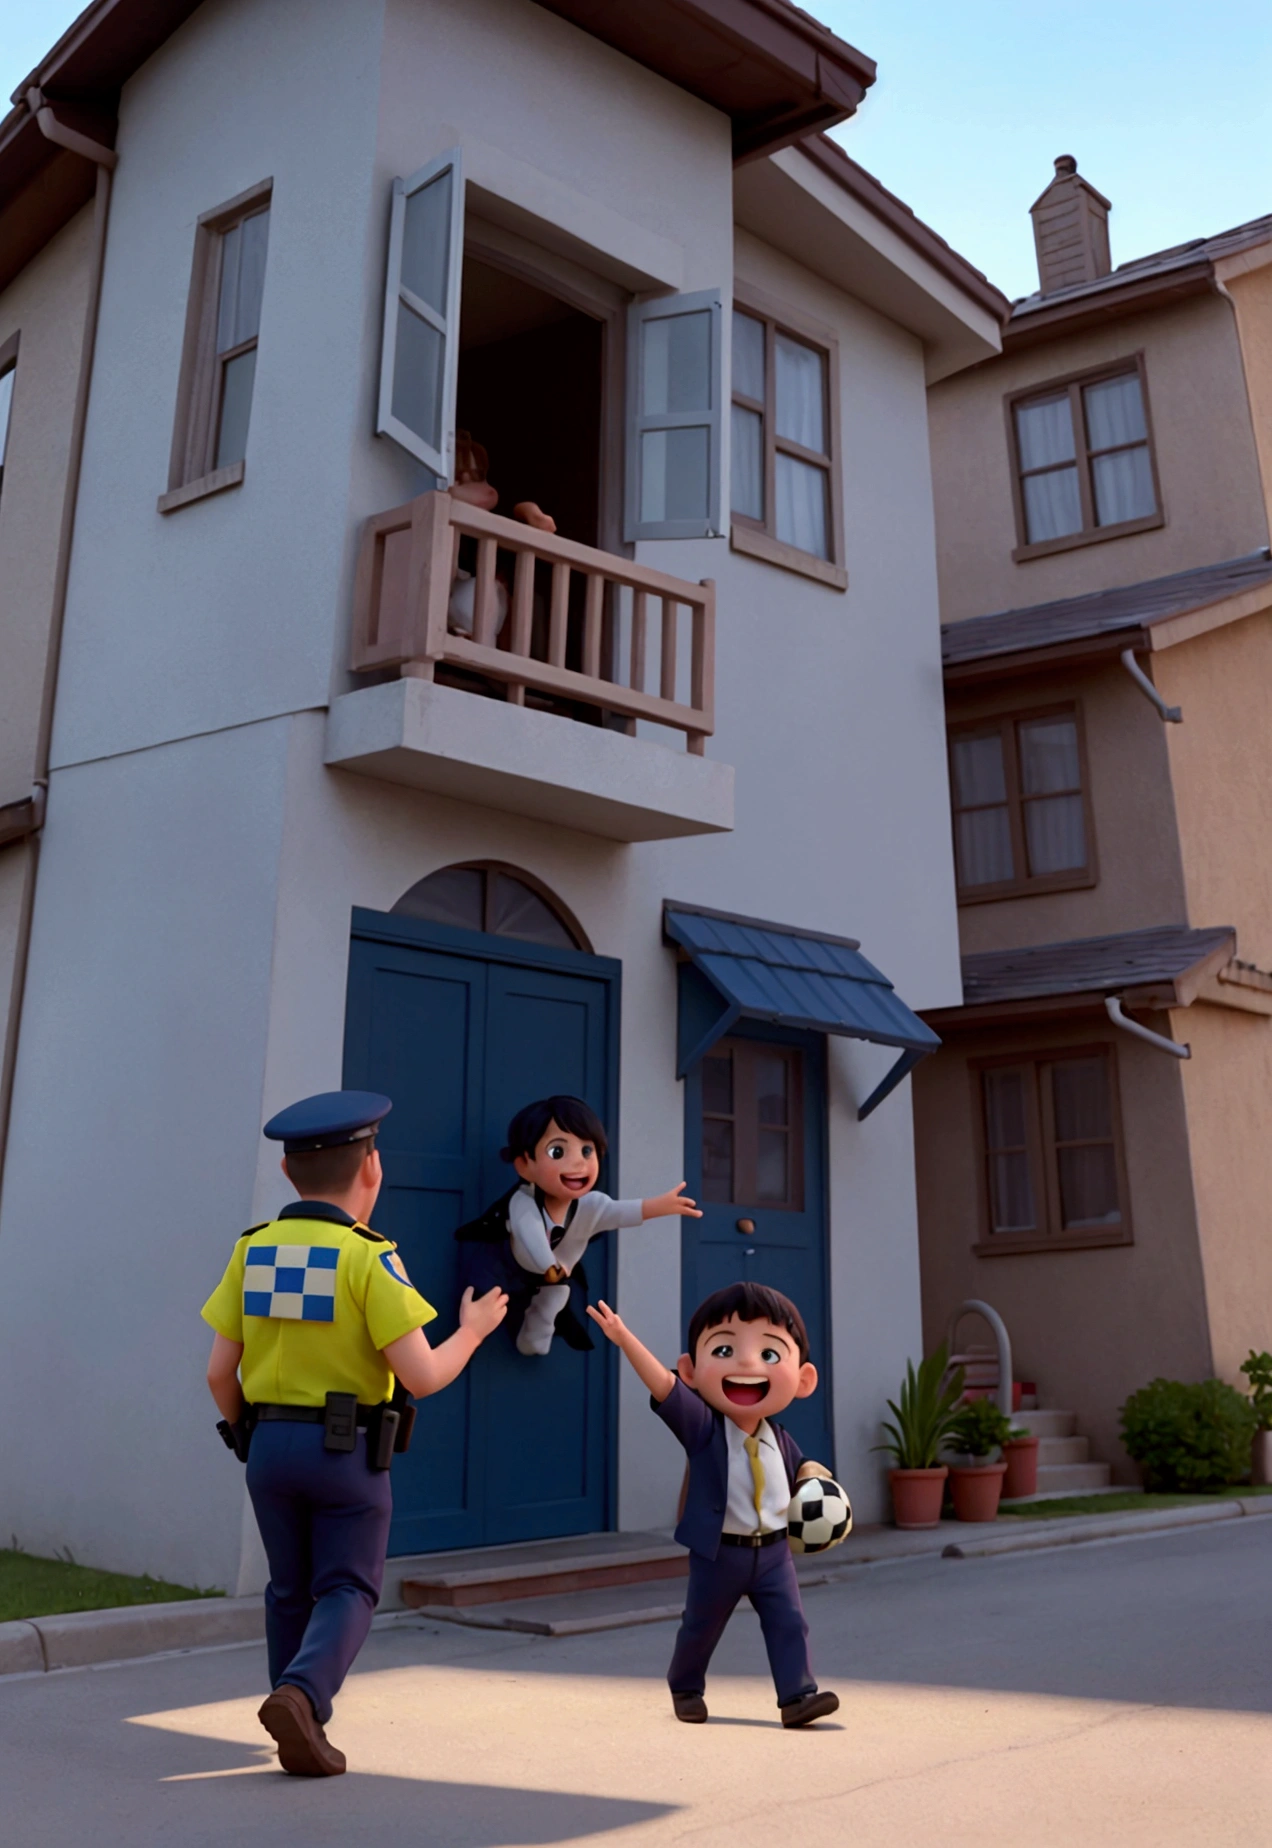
xmin=325 ymin=678 xmax=734 ymax=842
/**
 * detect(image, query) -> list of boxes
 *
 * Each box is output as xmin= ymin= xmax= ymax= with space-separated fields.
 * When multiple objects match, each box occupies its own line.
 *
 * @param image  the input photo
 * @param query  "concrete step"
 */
xmin=1016 ymin=1409 xmax=1076 ymax=1439
xmin=1035 ymin=1462 xmax=1112 ymax=1493
xmin=396 ymin=1531 xmax=686 ymax=1609
xmin=1037 ymin=1435 xmax=1089 ymax=1467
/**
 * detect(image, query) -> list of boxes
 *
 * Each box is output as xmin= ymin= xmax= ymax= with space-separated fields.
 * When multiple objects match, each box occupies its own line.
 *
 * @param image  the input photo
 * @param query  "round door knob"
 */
xmin=735 ymin=1217 xmax=755 ymax=1235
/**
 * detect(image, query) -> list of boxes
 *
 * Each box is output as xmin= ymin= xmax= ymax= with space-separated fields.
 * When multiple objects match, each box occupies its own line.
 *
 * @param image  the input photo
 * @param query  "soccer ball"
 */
xmin=786 ymin=1476 xmax=852 ymax=1554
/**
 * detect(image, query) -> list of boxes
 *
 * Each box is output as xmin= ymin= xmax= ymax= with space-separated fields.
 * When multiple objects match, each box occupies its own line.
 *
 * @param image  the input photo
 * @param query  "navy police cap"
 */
xmin=263 ymin=1090 xmax=392 ymax=1153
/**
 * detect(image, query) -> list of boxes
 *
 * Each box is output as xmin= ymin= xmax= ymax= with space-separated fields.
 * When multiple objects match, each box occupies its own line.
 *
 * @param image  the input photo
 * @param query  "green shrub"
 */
xmin=1239 ymin=1350 xmax=1272 ymax=1432
xmin=947 ymin=1395 xmax=1013 ymax=1461
xmin=1120 ymin=1377 xmax=1257 ymax=1491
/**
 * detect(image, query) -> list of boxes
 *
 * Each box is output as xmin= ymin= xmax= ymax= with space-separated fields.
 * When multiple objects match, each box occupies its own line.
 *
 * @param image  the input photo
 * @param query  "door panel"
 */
xmin=682 ymin=1027 xmax=833 ymax=1468
xmin=344 ymin=914 xmax=619 ymax=1553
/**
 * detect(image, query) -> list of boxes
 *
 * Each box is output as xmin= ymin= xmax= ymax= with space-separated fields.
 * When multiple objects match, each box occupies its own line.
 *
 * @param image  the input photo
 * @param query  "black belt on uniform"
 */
xmin=254 ymin=1403 xmax=379 ymax=1426
xmin=720 ymin=1528 xmax=787 ymax=1549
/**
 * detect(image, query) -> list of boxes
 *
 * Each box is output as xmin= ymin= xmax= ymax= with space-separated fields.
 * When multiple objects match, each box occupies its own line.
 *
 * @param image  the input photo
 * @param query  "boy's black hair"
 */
xmin=686 ymin=1281 xmax=810 ymax=1365
xmin=501 ymin=1095 xmax=608 ymax=1164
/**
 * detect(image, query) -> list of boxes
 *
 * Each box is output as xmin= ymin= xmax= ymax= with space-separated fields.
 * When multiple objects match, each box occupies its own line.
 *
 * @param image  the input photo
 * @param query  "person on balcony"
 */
xmin=447 ymin=430 xmax=555 ymax=638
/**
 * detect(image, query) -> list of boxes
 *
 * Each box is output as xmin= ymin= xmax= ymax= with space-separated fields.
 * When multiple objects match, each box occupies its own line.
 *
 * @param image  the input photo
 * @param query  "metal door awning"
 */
xmin=664 ymin=902 xmax=940 ymax=1119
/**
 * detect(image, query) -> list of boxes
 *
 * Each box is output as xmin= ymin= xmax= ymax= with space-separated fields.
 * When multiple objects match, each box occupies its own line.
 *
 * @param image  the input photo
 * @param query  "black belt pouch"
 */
xmin=323 ymin=1391 xmax=359 ymax=1453
xmin=369 ymin=1406 xmax=400 ymax=1471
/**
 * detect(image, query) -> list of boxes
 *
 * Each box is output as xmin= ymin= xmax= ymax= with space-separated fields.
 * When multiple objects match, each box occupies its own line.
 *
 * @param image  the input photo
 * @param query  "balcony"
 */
xmin=325 ymin=491 xmax=733 ymax=841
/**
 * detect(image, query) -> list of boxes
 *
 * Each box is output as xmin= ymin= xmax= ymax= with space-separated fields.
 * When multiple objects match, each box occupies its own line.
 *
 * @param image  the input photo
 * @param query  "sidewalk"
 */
xmin=4 ymin=1494 xmax=1270 ymax=1676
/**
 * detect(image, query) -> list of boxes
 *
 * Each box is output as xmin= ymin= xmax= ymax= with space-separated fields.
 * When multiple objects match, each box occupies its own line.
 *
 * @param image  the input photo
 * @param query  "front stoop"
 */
xmin=1006 ymin=1408 xmax=1114 ymax=1501
xmin=394 ymin=1531 xmax=687 ymax=1610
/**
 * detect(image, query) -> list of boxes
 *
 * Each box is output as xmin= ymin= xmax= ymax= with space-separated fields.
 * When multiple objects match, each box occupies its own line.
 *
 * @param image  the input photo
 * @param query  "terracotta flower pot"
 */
xmin=1002 ymin=1435 xmax=1040 ymax=1500
xmin=888 ymin=1466 xmax=948 ymax=1530
xmin=948 ymin=1461 xmax=1008 ymax=1523
xmin=1252 ymin=1429 xmax=1272 ymax=1486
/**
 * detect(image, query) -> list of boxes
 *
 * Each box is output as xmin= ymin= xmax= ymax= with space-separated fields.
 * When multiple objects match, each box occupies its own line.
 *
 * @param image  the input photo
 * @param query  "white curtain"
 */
xmin=1092 ymin=447 xmax=1155 ymax=525
xmin=774 ymin=334 xmax=825 ymax=451
xmin=731 ymin=404 xmax=763 ymax=520
xmin=732 ymin=309 xmax=765 ymax=401
xmin=1019 ymin=718 xmax=1085 ymax=874
xmin=1050 ymin=1057 xmax=1118 ymax=1227
xmin=952 ymin=732 xmax=1013 ymax=886
xmin=1022 ymin=465 xmax=1082 ymax=542
xmin=983 ymin=1070 xmax=1036 ymax=1233
xmin=1084 ymin=373 xmax=1147 ymax=448
xmin=1015 ymin=394 xmax=1074 ymax=470
xmin=775 ymin=453 xmax=828 ymax=558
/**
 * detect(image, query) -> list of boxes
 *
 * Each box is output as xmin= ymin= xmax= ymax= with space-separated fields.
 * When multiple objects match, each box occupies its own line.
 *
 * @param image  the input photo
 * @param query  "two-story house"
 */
xmin=0 ymin=0 xmax=1002 ymax=1594
xmin=918 ymin=156 xmax=1272 ymax=1482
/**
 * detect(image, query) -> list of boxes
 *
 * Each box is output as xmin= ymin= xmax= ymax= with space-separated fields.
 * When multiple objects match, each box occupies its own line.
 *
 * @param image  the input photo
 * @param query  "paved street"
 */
xmin=5 ymin=1520 xmax=1272 ymax=1847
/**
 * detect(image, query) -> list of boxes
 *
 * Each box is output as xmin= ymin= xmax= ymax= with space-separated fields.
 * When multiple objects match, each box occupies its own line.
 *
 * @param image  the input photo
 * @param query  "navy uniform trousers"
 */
xmin=668 ymin=1541 xmax=815 ymax=1707
xmin=246 ymin=1422 xmax=392 ymax=1725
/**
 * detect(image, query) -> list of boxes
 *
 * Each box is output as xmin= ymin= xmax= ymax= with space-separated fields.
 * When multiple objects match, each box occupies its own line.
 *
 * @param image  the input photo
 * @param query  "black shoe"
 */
xmin=672 ymin=1692 xmax=708 ymax=1723
xmin=553 ymin=1303 xmax=595 ymax=1351
xmin=780 ymin=1690 xmax=839 ymax=1729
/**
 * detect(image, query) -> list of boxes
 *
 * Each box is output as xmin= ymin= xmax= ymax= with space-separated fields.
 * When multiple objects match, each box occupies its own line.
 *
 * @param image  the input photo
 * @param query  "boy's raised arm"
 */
xmin=587 ymin=1300 xmax=677 ymax=1402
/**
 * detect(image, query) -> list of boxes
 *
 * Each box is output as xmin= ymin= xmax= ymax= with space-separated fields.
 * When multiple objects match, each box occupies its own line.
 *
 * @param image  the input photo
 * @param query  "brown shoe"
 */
xmin=258 ymin=1683 xmax=346 ymax=1776
xmin=672 ymin=1691 xmax=708 ymax=1723
xmin=780 ymin=1689 xmax=840 ymax=1729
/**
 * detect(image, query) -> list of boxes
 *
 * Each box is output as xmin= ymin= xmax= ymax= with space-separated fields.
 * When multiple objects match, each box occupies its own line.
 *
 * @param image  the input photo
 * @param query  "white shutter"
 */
xmin=376 ymin=148 xmax=464 ymax=481
xmin=624 ymin=288 xmax=722 ymax=541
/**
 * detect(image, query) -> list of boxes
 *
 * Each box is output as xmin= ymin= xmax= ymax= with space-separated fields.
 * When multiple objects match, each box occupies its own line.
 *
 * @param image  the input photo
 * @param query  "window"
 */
xmin=949 ymin=705 xmax=1093 ymax=900
xmin=625 ymin=288 xmax=723 ymax=541
xmin=729 ymin=290 xmax=844 ymax=588
xmin=377 ymin=149 xmax=464 ymax=479
xmin=1008 ymin=357 xmax=1162 ymax=558
xmin=700 ymin=1039 xmax=803 ymax=1209
xmin=0 ymin=345 xmax=14 ymax=502
xmin=391 ymin=861 xmax=587 ymax=950
xmin=977 ymin=1047 xmax=1128 ymax=1250
xmin=162 ymin=181 xmax=271 ymax=511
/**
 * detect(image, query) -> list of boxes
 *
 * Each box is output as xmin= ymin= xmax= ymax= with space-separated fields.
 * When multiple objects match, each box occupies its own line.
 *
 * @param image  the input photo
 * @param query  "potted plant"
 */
xmin=1002 ymin=1422 xmax=1040 ymax=1500
xmin=945 ymin=1397 xmax=1012 ymax=1522
xmin=1240 ymin=1351 xmax=1272 ymax=1484
xmin=875 ymin=1345 xmax=966 ymax=1529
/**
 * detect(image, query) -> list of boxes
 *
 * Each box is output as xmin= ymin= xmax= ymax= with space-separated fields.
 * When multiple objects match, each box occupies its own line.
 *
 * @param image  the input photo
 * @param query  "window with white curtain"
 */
xmin=949 ymin=706 xmax=1092 ymax=899
xmin=979 ymin=1047 xmax=1127 ymax=1248
xmin=730 ymin=294 xmax=842 ymax=580
xmin=1010 ymin=358 xmax=1161 ymax=553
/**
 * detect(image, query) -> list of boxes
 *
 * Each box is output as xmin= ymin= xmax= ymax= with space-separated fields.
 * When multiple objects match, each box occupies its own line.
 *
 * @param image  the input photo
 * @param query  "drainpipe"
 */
xmin=0 ymin=94 xmax=116 ymax=1184
xmin=1120 ymin=648 xmax=1181 ymax=724
xmin=1104 ymin=994 xmax=1190 ymax=1059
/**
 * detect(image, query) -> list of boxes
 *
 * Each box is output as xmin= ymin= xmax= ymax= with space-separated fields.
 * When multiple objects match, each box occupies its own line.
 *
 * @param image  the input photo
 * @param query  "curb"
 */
xmin=2 ymin=1500 xmax=1269 ymax=1676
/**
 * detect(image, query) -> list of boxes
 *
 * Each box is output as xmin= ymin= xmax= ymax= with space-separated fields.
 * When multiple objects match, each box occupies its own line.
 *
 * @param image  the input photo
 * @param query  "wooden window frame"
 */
xmin=162 ymin=178 xmax=272 ymax=513
xmin=971 ymin=1040 xmax=1132 ymax=1255
xmin=1006 ymin=352 xmax=1164 ymax=562
xmin=701 ymin=1037 xmax=805 ymax=1211
xmin=949 ymin=699 xmax=1097 ymax=904
xmin=729 ymin=281 xmax=846 ymax=591
xmin=392 ymin=858 xmax=591 ymax=951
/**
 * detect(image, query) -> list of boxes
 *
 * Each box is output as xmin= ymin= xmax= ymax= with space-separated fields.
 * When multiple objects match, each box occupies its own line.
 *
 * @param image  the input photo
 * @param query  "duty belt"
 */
xmin=254 ymin=1402 xmax=379 ymax=1425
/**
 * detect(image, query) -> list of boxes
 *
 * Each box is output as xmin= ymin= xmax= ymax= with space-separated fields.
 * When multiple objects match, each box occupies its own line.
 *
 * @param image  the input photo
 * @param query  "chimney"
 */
xmin=1030 ymin=155 xmax=1112 ymax=294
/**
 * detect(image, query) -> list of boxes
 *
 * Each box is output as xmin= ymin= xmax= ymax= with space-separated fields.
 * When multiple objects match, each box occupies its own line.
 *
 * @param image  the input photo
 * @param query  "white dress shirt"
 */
xmin=722 ymin=1416 xmax=790 ymax=1535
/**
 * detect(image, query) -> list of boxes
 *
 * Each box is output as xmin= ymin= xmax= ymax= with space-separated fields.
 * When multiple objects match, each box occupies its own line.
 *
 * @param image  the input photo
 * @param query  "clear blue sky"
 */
xmin=5 ymin=1 xmax=1269 ymax=301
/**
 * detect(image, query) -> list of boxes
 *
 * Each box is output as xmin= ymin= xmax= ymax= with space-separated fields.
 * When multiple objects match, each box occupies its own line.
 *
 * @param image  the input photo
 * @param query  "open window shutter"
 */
xmin=377 ymin=148 xmax=464 ymax=480
xmin=625 ymin=288 xmax=722 ymax=541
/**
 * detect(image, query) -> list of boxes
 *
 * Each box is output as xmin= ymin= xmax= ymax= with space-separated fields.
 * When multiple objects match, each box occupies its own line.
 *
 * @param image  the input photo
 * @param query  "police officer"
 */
xmin=202 ymin=1090 xmax=507 ymax=1777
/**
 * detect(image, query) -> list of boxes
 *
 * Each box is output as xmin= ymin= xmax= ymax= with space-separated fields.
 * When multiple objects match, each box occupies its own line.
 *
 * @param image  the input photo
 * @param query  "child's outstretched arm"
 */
xmin=587 ymin=1299 xmax=677 ymax=1402
xmin=641 ymin=1183 xmax=702 ymax=1221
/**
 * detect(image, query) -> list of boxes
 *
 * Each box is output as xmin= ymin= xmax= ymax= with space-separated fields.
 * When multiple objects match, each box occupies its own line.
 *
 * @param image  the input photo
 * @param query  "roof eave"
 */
xmin=943 ymin=627 xmax=1149 ymax=687
xmin=1003 ymin=261 xmax=1216 ymax=350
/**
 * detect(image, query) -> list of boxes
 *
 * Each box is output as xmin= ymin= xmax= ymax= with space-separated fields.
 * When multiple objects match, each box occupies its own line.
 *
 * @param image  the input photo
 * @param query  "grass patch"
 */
xmin=0 ymin=1548 xmax=222 ymax=1623
xmin=998 ymin=1484 xmax=1272 ymax=1521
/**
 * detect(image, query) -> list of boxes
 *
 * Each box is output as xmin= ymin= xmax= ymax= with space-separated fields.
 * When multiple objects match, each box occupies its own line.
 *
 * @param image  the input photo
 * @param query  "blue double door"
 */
xmin=343 ymin=908 xmax=620 ymax=1555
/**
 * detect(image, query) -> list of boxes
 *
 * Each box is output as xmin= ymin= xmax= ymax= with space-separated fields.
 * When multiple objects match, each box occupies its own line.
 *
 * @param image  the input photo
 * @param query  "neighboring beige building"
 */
xmin=918 ymin=158 xmax=1272 ymax=1482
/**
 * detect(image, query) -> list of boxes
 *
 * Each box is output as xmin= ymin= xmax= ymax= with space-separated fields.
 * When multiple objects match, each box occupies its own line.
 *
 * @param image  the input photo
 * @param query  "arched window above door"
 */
xmin=391 ymin=862 xmax=589 ymax=951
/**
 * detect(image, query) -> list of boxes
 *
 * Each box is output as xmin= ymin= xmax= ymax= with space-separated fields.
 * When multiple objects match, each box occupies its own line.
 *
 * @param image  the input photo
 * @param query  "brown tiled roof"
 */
xmin=961 ymin=925 xmax=1235 ymax=1008
xmin=1011 ymin=211 xmax=1272 ymax=322
xmin=941 ymin=551 xmax=1272 ymax=669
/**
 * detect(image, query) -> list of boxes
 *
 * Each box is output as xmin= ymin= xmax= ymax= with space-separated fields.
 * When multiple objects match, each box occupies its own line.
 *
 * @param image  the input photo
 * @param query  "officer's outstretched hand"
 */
xmin=460 ymin=1284 xmax=509 ymax=1340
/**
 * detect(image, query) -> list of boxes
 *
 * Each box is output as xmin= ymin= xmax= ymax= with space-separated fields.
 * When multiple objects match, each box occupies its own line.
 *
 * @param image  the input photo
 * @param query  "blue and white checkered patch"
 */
xmin=243 ymin=1245 xmax=338 ymax=1322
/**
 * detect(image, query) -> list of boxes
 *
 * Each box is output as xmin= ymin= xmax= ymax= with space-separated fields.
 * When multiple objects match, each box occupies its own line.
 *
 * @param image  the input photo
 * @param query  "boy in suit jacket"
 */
xmin=588 ymin=1281 xmax=839 ymax=1728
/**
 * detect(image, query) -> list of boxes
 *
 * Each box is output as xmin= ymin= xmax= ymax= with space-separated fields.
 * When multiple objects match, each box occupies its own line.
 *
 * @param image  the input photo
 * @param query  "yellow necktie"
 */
xmin=744 ymin=1434 xmax=766 ymax=1534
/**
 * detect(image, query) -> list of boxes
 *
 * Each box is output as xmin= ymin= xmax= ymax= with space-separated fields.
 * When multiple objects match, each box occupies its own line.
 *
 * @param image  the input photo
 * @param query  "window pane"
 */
xmin=756 ymin=1129 xmax=789 ymax=1203
xmin=1050 ymin=1057 xmax=1112 ymax=1142
xmin=1022 ymin=465 xmax=1082 ymax=542
xmin=731 ymin=405 xmax=763 ymax=520
xmin=401 ymin=172 xmax=452 ymax=315
xmin=216 ymin=209 xmax=270 ymax=354
xmin=951 ymin=731 xmax=1007 ymax=808
xmin=702 ymin=1054 xmax=733 ymax=1118
xmin=489 ymin=874 xmax=575 ymax=948
xmin=990 ymin=1151 xmax=1036 ymax=1233
xmin=1018 ymin=718 xmax=1080 ymax=795
xmin=756 ymin=1055 xmax=788 ymax=1127
xmin=392 ymin=866 xmax=484 ymax=929
xmin=702 ymin=1118 xmax=733 ymax=1202
xmin=1092 ymin=445 xmax=1156 ymax=526
xmin=214 ymin=348 xmax=256 ymax=467
xmin=1083 ymin=372 xmax=1147 ymax=450
xmin=1015 ymin=394 xmax=1076 ymax=470
xmin=640 ymin=426 xmax=709 ymax=524
xmin=1024 ymin=794 xmax=1086 ymax=875
xmin=642 ymin=310 xmax=711 ymax=416
xmin=1057 ymin=1144 xmax=1120 ymax=1227
xmin=984 ymin=1068 xmax=1028 ymax=1148
xmin=391 ymin=300 xmax=445 ymax=449
xmin=732 ymin=310 xmax=765 ymax=402
xmin=956 ymin=807 xmax=1014 ymax=887
xmin=983 ymin=1069 xmax=1035 ymax=1234
xmin=774 ymin=334 xmax=826 ymax=454
xmin=775 ymin=452 xmax=829 ymax=558
xmin=0 ymin=365 xmax=13 ymax=467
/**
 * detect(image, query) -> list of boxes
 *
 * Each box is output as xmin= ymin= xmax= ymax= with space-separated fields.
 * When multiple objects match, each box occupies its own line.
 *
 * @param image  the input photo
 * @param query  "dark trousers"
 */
xmin=667 ymin=1541 xmax=816 ymax=1708
xmin=246 ymin=1422 xmax=393 ymax=1725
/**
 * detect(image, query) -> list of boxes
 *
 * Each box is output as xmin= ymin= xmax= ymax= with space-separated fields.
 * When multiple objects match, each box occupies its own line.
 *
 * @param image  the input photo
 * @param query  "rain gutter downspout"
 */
xmin=1120 ymin=648 xmax=1181 ymax=723
xmin=1104 ymin=994 xmax=1190 ymax=1059
xmin=0 ymin=92 xmax=116 ymax=1185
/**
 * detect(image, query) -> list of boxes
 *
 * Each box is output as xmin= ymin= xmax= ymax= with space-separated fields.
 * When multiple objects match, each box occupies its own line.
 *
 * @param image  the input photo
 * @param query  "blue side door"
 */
xmin=681 ymin=1026 xmax=833 ymax=1467
xmin=343 ymin=908 xmax=620 ymax=1554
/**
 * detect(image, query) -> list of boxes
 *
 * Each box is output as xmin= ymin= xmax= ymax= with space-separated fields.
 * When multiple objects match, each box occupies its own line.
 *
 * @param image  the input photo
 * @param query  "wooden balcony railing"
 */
xmin=351 ymin=491 xmax=715 ymax=753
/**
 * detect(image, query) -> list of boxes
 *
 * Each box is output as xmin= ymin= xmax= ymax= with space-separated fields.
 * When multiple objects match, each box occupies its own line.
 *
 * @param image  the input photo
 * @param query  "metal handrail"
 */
xmin=946 ymin=1299 xmax=1013 ymax=1418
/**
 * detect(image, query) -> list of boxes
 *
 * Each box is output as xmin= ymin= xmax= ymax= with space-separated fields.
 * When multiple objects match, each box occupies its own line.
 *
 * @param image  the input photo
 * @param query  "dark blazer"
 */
xmin=653 ymin=1378 xmax=804 ymax=1561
